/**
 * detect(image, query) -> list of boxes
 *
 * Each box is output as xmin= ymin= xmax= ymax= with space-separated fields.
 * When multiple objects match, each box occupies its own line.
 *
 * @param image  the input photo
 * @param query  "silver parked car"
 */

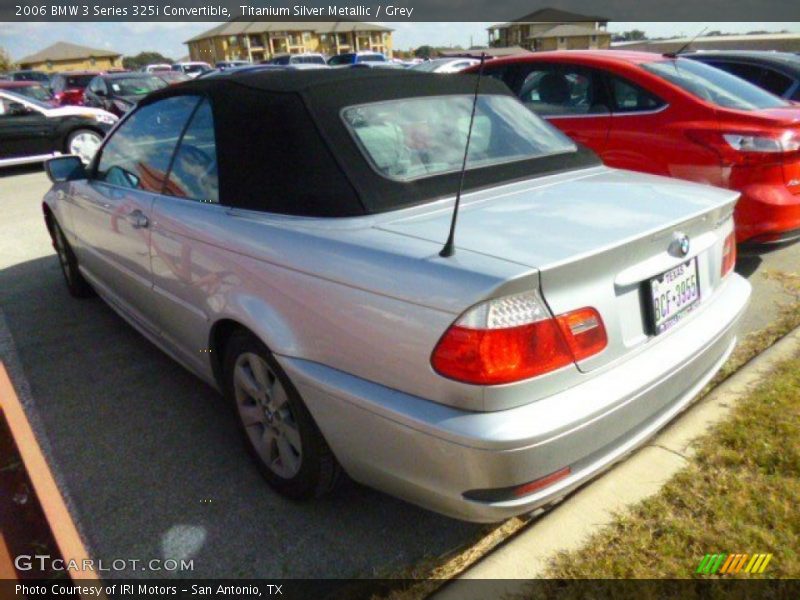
xmin=42 ymin=70 xmax=750 ymax=522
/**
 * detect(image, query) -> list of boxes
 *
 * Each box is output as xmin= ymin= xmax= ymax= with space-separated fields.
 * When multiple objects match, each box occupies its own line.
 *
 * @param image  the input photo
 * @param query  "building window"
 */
xmin=90 ymin=57 xmax=96 ymax=65
xmin=591 ymin=35 xmax=597 ymax=42
xmin=559 ymin=37 xmax=566 ymax=44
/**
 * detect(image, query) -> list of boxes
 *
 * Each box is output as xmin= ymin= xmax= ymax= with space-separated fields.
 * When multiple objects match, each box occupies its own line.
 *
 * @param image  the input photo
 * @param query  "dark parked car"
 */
xmin=683 ymin=51 xmax=800 ymax=102
xmin=83 ymin=72 xmax=168 ymax=116
xmin=49 ymin=71 xmax=100 ymax=106
xmin=5 ymin=70 xmax=52 ymax=83
xmin=154 ymin=71 xmax=192 ymax=86
xmin=0 ymin=88 xmax=117 ymax=167
xmin=0 ymin=81 xmax=56 ymax=106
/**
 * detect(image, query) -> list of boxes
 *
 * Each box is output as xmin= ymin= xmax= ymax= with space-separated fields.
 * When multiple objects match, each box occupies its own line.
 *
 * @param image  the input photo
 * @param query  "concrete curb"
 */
xmin=433 ymin=325 xmax=800 ymax=598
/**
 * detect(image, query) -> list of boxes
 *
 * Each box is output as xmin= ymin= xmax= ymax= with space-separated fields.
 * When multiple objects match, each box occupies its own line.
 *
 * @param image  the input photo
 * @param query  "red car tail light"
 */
xmin=687 ymin=129 xmax=800 ymax=165
xmin=721 ymin=231 xmax=736 ymax=277
xmin=431 ymin=291 xmax=607 ymax=385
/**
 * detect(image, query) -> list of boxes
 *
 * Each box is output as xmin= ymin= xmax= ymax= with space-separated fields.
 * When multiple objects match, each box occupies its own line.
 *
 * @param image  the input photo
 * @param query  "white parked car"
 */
xmin=143 ymin=64 xmax=172 ymax=73
xmin=171 ymin=62 xmax=213 ymax=78
xmin=412 ymin=58 xmax=482 ymax=74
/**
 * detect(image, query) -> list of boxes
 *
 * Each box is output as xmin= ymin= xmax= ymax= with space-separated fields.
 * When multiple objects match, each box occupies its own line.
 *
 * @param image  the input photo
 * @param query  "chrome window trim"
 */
xmin=542 ymin=103 xmax=670 ymax=120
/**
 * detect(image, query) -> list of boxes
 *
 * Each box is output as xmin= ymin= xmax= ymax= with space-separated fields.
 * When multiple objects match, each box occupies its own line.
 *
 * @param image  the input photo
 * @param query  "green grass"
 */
xmin=540 ymin=352 xmax=800 ymax=580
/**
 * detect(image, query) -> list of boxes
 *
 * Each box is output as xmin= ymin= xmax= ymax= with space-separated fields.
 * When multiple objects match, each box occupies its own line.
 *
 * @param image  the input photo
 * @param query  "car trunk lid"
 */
xmin=377 ymin=167 xmax=739 ymax=372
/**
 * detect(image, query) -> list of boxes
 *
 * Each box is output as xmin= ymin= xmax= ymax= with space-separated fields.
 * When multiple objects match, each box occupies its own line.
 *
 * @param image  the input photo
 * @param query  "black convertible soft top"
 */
xmin=141 ymin=69 xmax=599 ymax=217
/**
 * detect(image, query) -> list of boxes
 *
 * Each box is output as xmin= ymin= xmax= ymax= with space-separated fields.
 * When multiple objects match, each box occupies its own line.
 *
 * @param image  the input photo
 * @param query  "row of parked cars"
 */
xmin=30 ymin=47 xmax=799 ymax=522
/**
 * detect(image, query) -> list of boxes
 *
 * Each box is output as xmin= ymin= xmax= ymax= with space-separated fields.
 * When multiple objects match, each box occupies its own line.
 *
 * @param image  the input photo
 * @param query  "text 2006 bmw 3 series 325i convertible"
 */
xmin=41 ymin=70 xmax=750 ymax=522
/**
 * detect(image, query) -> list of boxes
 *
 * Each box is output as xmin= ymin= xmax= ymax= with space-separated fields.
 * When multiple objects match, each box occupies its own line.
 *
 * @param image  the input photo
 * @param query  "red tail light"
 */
xmin=687 ymin=128 xmax=800 ymax=165
xmin=721 ymin=231 xmax=736 ymax=277
xmin=431 ymin=291 xmax=607 ymax=385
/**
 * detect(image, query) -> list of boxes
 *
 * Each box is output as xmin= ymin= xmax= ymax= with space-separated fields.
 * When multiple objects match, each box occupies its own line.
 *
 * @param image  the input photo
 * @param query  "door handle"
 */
xmin=126 ymin=210 xmax=149 ymax=229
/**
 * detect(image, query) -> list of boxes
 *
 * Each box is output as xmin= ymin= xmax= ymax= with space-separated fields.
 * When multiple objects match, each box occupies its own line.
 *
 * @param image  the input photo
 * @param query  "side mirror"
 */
xmin=45 ymin=156 xmax=86 ymax=183
xmin=7 ymin=102 xmax=29 ymax=116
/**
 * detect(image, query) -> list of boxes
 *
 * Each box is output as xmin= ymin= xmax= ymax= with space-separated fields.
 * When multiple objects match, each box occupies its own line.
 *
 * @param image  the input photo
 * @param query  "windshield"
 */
xmin=13 ymin=84 xmax=53 ymax=102
xmin=642 ymin=58 xmax=790 ymax=110
xmin=65 ymin=74 xmax=96 ymax=88
xmin=358 ymin=54 xmax=385 ymax=63
xmin=13 ymin=71 xmax=50 ymax=82
xmin=1 ymin=89 xmax=49 ymax=109
xmin=109 ymin=76 xmax=167 ymax=96
xmin=184 ymin=64 xmax=210 ymax=74
xmin=342 ymin=94 xmax=577 ymax=181
xmin=293 ymin=55 xmax=326 ymax=64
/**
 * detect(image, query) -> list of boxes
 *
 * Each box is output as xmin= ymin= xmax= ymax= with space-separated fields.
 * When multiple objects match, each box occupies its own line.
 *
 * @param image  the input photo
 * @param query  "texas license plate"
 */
xmin=649 ymin=259 xmax=700 ymax=334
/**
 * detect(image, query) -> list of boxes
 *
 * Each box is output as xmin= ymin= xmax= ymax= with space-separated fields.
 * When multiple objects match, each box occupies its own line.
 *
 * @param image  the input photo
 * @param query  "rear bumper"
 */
xmin=279 ymin=274 xmax=750 ymax=522
xmin=735 ymin=183 xmax=800 ymax=244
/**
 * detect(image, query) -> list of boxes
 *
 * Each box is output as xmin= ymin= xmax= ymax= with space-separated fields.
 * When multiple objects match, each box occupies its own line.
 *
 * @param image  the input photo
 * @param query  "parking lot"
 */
xmin=1 ymin=164 xmax=799 ymax=579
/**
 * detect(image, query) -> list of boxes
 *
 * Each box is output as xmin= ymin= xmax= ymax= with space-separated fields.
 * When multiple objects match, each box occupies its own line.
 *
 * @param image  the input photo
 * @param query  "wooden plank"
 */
xmin=0 ymin=531 xmax=17 ymax=581
xmin=0 ymin=361 xmax=102 ymax=595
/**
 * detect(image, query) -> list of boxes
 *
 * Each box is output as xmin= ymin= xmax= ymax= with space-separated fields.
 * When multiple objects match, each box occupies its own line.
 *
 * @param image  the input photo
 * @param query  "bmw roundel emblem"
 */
xmin=670 ymin=232 xmax=691 ymax=257
xmin=679 ymin=235 xmax=690 ymax=256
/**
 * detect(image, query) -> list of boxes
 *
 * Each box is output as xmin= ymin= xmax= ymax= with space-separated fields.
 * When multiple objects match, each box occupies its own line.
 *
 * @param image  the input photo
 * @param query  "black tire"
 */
xmin=223 ymin=330 xmax=341 ymax=499
xmin=52 ymin=220 xmax=95 ymax=298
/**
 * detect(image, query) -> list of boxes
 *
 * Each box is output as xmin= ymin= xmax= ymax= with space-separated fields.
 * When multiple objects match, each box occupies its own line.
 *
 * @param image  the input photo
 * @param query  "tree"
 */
xmin=0 ymin=46 xmax=14 ymax=71
xmin=414 ymin=45 xmax=435 ymax=59
xmin=122 ymin=51 xmax=174 ymax=71
xmin=612 ymin=29 xmax=647 ymax=42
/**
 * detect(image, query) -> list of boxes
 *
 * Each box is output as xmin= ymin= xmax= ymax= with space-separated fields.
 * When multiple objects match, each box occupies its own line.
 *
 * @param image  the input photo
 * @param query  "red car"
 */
xmin=49 ymin=71 xmax=100 ymax=106
xmin=470 ymin=51 xmax=800 ymax=244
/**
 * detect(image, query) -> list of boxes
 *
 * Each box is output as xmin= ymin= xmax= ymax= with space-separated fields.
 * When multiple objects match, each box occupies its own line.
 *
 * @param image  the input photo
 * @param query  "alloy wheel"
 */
xmin=233 ymin=352 xmax=303 ymax=479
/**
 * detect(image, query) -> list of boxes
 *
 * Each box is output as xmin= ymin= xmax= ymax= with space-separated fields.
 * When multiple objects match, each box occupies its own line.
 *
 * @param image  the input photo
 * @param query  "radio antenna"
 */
xmin=666 ymin=26 xmax=708 ymax=57
xmin=439 ymin=52 xmax=486 ymax=258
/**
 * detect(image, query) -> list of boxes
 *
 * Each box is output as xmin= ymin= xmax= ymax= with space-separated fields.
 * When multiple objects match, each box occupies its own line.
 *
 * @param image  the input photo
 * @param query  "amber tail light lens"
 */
xmin=431 ymin=291 xmax=607 ymax=385
xmin=721 ymin=231 xmax=737 ymax=277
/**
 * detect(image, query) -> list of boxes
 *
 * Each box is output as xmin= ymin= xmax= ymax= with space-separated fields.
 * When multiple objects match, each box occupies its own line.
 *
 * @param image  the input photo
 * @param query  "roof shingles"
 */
xmin=18 ymin=41 xmax=121 ymax=65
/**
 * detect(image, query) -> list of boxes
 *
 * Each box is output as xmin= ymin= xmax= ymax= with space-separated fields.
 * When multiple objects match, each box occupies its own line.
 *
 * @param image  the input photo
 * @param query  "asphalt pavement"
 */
xmin=0 ymin=166 xmax=798 ymax=579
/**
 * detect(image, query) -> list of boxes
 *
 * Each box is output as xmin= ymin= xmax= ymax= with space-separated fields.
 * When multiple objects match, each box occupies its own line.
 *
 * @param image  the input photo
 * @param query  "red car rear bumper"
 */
xmin=735 ymin=184 xmax=800 ymax=244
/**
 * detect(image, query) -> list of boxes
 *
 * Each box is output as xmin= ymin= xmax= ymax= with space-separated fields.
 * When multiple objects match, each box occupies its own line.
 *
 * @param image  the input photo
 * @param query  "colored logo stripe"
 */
xmin=700 ymin=553 xmax=773 ymax=575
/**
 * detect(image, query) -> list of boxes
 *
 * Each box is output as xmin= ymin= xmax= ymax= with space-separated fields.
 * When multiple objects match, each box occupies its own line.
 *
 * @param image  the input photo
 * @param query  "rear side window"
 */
xmin=759 ymin=68 xmax=793 ymax=97
xmin=165 ymin=99 xmax=218 ymax=204
xmin=706 ymin=61 xmax=793 ymax=97
xmin=341 ymin=94 xmax=576 ymax=182
xmin=516 ymin=65 xmax=610 ymax=116
xmin=95 ymin=95 xmax=200 ymax=193
xmin=642 ymin=59 xmax=789 ymax=110
xmin=610 ymin=76 xmax=665 ymax=112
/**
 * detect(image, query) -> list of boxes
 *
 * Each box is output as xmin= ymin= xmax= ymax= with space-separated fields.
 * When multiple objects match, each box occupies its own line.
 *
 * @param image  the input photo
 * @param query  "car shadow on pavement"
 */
xmin=0 ymin=254 xmax=480 ymax=579
xmin=0 ymin=164 xmax=44 ymax=179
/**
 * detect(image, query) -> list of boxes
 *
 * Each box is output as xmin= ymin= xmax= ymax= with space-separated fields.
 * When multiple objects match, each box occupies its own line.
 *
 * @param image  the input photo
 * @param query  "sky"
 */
xmin=2 ymin=21 xmax=800 ymax=61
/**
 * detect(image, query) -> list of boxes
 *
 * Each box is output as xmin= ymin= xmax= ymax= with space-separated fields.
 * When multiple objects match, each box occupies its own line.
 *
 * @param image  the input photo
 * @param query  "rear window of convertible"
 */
xmin=341 ymin=94 xmax=577 ymax=182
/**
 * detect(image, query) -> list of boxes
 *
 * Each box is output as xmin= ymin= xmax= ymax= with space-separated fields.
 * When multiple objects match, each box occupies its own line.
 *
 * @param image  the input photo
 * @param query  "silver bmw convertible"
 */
xmin=42 ymin=69 xmax=750 ymax=522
